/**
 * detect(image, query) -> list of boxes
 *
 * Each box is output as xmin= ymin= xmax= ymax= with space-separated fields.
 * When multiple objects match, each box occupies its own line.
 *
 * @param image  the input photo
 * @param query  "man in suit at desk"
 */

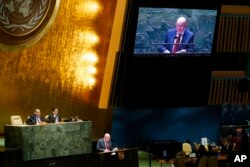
xmin=158 ymin=16 xmax=194 ymax=53
xmin=47 ymin=107 xmax=61 ymax=123
xmin=26 ymin=108 xmax=46 ymax=125
xmin=96 ymin=133 xmax=118 ymax=152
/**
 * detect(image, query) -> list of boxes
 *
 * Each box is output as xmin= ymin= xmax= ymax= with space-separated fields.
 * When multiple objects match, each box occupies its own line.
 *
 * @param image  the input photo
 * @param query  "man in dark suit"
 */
xmin=47 ymin=107 xmax=61 ymax=123
xmin=26 ymin=108 xmax=46 ymax=125
xmin=96 ymin=133 xmax=118 ymax=152
xmin=158 ymin=16 xmax=194 ymax=53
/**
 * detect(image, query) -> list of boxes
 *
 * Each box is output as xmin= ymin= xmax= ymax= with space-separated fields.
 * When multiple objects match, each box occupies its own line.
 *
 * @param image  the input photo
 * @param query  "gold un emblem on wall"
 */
xmin=0 ymin=0 xmax=60 ymax=50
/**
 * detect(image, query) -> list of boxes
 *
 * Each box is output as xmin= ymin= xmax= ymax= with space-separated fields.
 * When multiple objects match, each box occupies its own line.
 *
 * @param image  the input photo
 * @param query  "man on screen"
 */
xmin=158 ymin=16 xmax=194 ymax=53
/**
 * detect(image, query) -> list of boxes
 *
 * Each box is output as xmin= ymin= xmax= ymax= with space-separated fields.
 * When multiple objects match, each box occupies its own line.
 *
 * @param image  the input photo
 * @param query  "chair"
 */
xmin=193 ymin=142 xmax=199 ymax=151
xmin=45 ymin=115 xmax=49 ymax=122
xmin=182 ymin=142 xmax=192 ymax=156
xmin=10 ymin=115 xmax=23 ymax=125
xmin=174 ymin=156 xmax=185 ymax=167
xmin=156 ymin=149 xmax=175 ymax=167
xmin=198 ymin=156 xmax=208 ymax=167
xmin=207 ymin=156 xmax=218 ymax=167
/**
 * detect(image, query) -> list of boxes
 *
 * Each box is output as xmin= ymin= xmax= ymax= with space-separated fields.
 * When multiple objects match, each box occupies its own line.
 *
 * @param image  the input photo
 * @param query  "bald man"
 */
xmin=26 ymin=109 xmax=46 ymax=125
xmin=96 ymin=133 xmax=118 ymax=152
xmin=158 ymin=16 xmax=194 ymax=53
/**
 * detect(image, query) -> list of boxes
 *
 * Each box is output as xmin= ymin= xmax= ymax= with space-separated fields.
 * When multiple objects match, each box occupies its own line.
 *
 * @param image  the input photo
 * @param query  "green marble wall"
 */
xmin=4 ymin=121 xmax=92 ymax=161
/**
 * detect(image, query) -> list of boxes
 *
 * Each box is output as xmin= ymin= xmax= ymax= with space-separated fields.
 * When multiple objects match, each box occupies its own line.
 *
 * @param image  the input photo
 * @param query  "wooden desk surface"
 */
xmin=218 ymin=154 xmax=228 ymax=161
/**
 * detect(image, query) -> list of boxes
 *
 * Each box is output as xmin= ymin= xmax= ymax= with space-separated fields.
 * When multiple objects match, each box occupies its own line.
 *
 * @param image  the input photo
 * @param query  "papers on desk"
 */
xmin=190 ymin=153 xmax=196 ymax=158
xmin=98 ymin=148 xmax=126 ymax=154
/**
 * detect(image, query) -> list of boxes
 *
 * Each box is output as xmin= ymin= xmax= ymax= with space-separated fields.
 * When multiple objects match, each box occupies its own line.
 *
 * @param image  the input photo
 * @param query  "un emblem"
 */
xmin=0 ymin=0 xmax=60 ymax=50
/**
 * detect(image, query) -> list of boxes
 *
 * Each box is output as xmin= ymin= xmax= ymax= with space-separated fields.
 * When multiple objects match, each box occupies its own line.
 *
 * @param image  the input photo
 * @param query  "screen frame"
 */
xmin=121 ymin=0 xmax=221 ymax=59
xmin=111 ymin=0 xmax=221 ymax=109
xmin=134 ymin=7 xmax=218 ymax=55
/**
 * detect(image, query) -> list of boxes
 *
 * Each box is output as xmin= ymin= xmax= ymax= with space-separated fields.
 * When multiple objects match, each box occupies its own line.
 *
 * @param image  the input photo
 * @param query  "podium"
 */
xmin=4 ymin=121 xmax=92 ymax=161
xmin=97 ymin=148 xmax=139 ymax=167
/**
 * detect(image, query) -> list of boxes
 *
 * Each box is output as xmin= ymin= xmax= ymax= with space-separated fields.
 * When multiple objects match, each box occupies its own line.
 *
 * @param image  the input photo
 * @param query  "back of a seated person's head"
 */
xmin=208 ymin=145 xmax=212 ymax=152
xmin=197 ymin=145 xmax=206 ymax=155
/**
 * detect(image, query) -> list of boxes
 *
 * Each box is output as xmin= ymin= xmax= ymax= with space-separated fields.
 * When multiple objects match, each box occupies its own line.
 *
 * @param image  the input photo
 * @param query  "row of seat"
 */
xmin=174 ymin=155 xmax=218 ymax=167
xmin=10 ymin=115 xmax=65 ymax=125
xmin=157 ymin=142 xmax=218 ymax=167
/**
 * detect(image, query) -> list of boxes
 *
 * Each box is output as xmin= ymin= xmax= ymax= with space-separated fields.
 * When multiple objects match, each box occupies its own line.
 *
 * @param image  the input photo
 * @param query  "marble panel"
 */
xmin=4 ymin=121 xmax=92 ymax=161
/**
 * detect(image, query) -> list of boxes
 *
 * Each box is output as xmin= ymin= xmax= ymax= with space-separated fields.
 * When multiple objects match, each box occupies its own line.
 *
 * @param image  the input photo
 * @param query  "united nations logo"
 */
xmin=0 ymin=0 xmax=60 ymax=50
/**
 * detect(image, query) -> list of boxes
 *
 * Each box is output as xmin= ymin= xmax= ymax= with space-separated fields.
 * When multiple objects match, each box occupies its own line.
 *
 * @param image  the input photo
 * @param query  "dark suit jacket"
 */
xmin=158 ymin=28 xmax=194 ymax=53
xmin=96 ymin=138 xmax=114 ymax=152
xmin=47 ymin=114 xmax=61 ymax=123
xmin=26 ymin=114 xmax=45 ymax=125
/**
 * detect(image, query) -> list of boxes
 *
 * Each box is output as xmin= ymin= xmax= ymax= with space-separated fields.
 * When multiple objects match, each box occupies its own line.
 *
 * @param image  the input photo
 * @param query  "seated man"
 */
xmin=26 ymin=109 xmax=46 ymax=125
xmin=47 ymin=107 xmax=61 ymax=123
xmin=96 ymin=133 xmax=118 ymax=152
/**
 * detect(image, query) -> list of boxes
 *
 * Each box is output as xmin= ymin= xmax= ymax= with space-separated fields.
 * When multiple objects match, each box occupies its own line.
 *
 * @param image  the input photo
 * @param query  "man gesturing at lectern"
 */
xmin=96 ymin=133 xmax=118 ymax=152
xmin=158 ymin=16 xmax=194 ymax=53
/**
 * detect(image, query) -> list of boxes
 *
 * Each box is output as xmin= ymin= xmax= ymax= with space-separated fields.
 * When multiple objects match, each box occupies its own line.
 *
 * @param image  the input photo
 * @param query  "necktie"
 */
xmin=55 ymin=116 xmax=58 ymax=123
xmin=106 ymin=142 xmax=110 ymax=150
xmin=36 ymin=116 xmax=40 ymax=123
xmin=173 ymin=34 xmax=182 ymax=53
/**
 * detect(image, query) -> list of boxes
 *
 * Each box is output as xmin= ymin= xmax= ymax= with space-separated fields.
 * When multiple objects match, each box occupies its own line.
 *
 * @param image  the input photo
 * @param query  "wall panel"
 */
xmin=0 ymin=0 xmax=117 ymax=139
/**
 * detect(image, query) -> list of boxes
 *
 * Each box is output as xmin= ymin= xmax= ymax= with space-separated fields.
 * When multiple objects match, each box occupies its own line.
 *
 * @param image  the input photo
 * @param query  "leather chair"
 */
xmin=10 ymin=115 xmax=23 ymax=125
xmin=193 ymin=142 xmax=199 ymax=151
xmin=198 ymin=156 xmax=208 ymax=167
xmin=174 ymin=156 xmax=185 ymax=167
xmin=207 ymin=155 xmax=218 ymax=167
xmin=182 ymin=142 xmax=192 ymax=156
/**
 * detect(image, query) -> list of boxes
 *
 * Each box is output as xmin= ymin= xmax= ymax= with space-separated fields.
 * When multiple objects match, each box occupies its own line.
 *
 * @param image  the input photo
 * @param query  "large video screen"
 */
xmin=112 ymin=1 xmax=220 ymax=109
xmin=133 ymin=7 xmax=218 ymax=55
